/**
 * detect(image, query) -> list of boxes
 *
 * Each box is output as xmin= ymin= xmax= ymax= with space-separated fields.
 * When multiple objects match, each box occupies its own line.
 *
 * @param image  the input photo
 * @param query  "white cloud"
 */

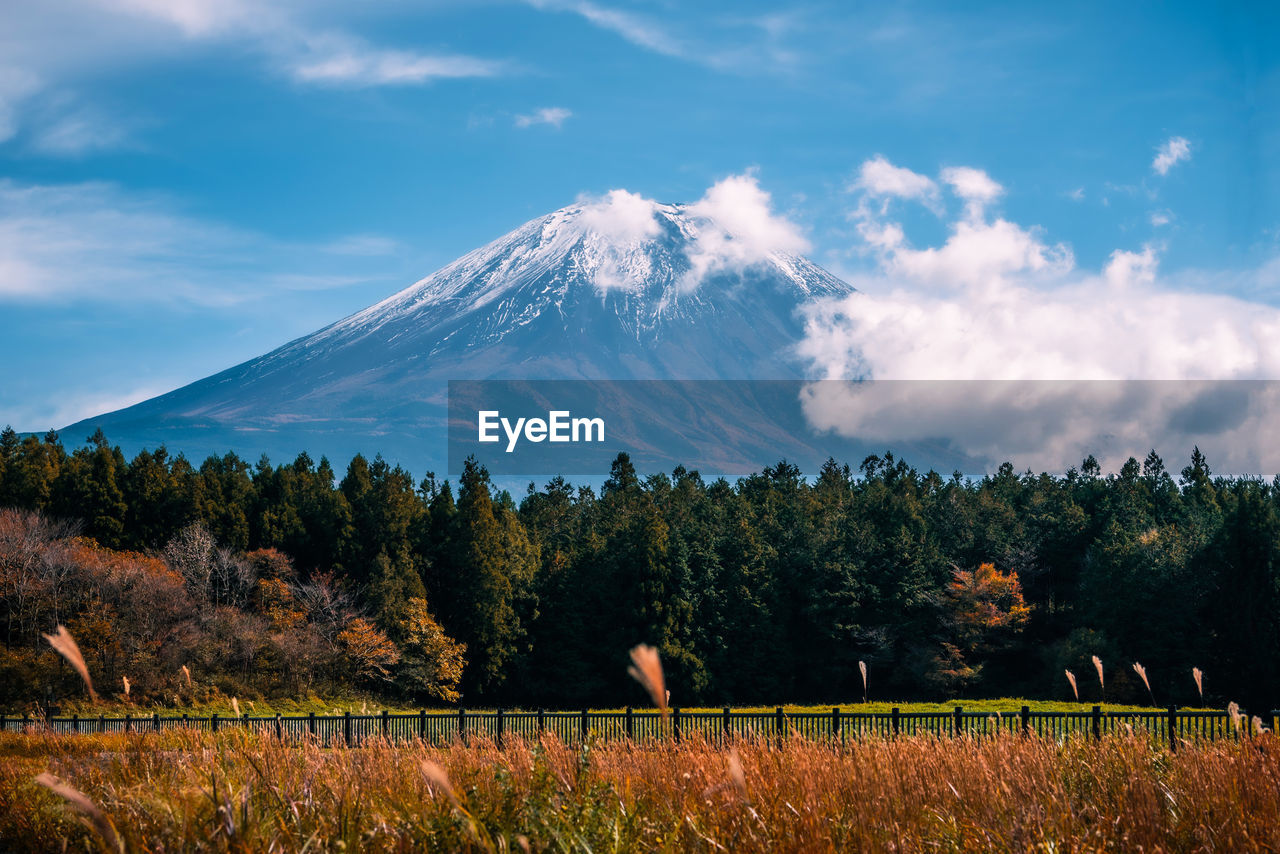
xmin=525 ymin=0 xmax=687 ymax=58
xmin=103 ymin=0 xmax=261 ymax=37
xmin=1150 ymin=210 xmax=1172 ymax=227
xmin=1067 ymin=187 xmax=1085 ymax=201
xmin=682 ymin=173 xmax=809 ymax=289
xmin=575 ymin=189 xmax=664 ymax=292
xmin=1103 ymin=245 xmax=1158 ymax=288
xmin=1152 ymin=136 xmax=1191 ymax=176
xmin=28 ymin=104 xmax=133 ymax=155
xmin=571 ymin=2 xmax=684 ymax=57
xmin=570 ymin=174 xmax=809 ymax=294
xmin=514 ymin=107 xmax=573 ymax=129
xmin=0 ymin=179 xmax=399 ymax=304
xmin=580 ymin=189 xmax=661 ymax=242
xmin=940 ymin=165 xmax=1003 ymax=220
xmin=0 ymin=68 xmax=41 ymax=143
xmin=523 ymin=0 xmax=807 ymax=72
xmin=808 ymin=165 xmax=1275 ymax=382
xmin=288 ymin=32 xmax=506 ymax=86
xmin=888 ymin=217 xmax=1072 ymax=291
xmin=846 ymin=157 xmax=1069 ymax=291
xmin=0 ymin=2 xmax=510 ymax=146
xmin=797 ymin=160 xmax=1280 ymax=471
xmin=851 ymin=155 xmax=938 ymax=204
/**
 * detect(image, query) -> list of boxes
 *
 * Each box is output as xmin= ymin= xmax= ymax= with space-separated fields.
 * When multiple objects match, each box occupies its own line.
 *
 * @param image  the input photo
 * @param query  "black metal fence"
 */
xmin=1 ymin=706 xmax=1274 ymax=750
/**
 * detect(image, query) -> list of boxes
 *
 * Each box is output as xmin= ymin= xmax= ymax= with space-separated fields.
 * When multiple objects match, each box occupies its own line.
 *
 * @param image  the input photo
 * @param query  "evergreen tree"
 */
xmin=451 ymin=457 xmax=536 ymax=697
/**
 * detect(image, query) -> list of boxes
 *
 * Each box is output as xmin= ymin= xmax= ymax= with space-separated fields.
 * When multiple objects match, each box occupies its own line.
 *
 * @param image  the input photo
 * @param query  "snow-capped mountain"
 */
xmin=64 ymin=200 xmax=854 ymax=471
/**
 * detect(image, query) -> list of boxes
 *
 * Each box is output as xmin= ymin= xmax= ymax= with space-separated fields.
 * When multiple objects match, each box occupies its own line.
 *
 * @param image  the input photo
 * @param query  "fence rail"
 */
xmin=1 ymin=706 xmax=1274 ymax=749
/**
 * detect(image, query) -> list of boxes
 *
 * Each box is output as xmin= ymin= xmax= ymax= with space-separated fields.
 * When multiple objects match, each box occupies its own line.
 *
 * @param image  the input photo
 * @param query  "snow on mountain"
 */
xmin=64 ymin=198 xmax=855 ymax=470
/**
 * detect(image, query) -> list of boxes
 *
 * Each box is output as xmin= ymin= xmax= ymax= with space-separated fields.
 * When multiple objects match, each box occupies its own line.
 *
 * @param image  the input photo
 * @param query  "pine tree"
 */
xmin=451 ymin=457 xmax=535 ymax=697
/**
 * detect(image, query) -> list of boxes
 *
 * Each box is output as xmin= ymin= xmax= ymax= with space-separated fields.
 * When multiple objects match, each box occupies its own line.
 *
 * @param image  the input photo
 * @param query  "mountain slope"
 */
xmin=65 ymin=200 xmax=854 ymax=470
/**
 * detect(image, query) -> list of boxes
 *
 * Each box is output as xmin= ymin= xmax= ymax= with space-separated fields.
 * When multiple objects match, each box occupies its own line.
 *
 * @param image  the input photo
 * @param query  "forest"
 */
xmin=0 ymin=426 xmax=1277 ymax=714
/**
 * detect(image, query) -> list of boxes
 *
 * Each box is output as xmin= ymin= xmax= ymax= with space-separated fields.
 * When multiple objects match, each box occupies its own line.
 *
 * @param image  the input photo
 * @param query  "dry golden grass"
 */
xmin=2 ymin=726 xmax=1279 ymax=852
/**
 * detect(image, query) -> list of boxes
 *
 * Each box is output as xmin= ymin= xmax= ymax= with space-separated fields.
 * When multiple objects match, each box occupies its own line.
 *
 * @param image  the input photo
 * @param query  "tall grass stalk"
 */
xmin=4 ymin=727 xmax=1279 ymax=852
xmin=42 ymin=625 xmax=96 ymax=702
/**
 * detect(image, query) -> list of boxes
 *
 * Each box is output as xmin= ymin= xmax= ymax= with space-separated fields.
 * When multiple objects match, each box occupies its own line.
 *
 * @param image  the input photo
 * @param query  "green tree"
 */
xmin=450 ymin=457 xmax=537 ymax=698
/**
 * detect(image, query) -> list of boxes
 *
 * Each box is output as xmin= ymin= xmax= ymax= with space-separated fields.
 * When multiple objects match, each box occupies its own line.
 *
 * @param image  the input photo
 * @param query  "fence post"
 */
xmin=580 ymin=708 xmax=589 ymax=742
xmin=1167 ymin=706 xmax=1177 ymax=751
xmin=419 ymin=709 xmax=426 ymax=741
xmin=673 ymin=707 xmax=682 ymax=743
xmin=890 ymin=707 xmax=900 ymax=738
xmin=496 ymin=708 xmax=504 ymax=749
xmin=209 ymin=713 xmax=216 ymax=733
xmin=154 ymin=712 xmax=161 ymax=732
xmin=459 ymin=708 xmax=467 ymax=745
xmin=343 ymin=711 xmax=352 ymax=747
xmin=99 ymin=714 xmax=105 ymax=733
xmin=72 ymin=713 xmax=79 ymax=733
xmin=0 ymin=714 xmax=5 ymax=734
xmin=275 ymin=714 xmax=283 ymax=740
xmin=181 ymin=713 xmax=188 ymax=731
xmin=381 ymin=709 xmax=389 ymax=739
xmin=125 ymin=713 xmax=132 ymax=733
xmin=954 ymin=706 xmax=963 ymax=738
xmin=1020 ymin=706 xmax=1030 ymax=736
xmin=539 ymin=708 xmax=546 ymax=737
xmin=776 ymin=706 xmax=786 ymax=747
xmin=1091 ymin=705 xmax=1101 ymax=741
xmin=726 ymin=707 xmax=733 ymax=745
xmin=832 ymin=707 xmax=840 ymax=745
xmin=309 ymin=712 xmax=317 ymax=739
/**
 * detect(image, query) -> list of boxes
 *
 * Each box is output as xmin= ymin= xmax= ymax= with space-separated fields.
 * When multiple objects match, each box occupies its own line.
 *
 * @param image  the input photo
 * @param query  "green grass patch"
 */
xmin=40 ymin=696 xmax=1206 ymax=718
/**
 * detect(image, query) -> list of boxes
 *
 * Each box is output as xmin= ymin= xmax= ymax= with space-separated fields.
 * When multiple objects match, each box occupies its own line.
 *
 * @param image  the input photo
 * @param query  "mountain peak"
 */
xmin=66 ymin=197 xmax=855 ymax=468
xmin=319 ymin=196 xmax=849 ymax=353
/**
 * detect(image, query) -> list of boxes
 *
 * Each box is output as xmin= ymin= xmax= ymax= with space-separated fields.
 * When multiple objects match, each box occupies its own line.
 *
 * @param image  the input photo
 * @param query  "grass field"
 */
xmin=2 ymin=725 xmax=1277 ymax=852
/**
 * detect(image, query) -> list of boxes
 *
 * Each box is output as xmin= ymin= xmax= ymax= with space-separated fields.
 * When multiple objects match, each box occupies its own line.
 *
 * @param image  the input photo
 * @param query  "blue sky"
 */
xmin=1 ymin=0 xmax=1277 ymax=434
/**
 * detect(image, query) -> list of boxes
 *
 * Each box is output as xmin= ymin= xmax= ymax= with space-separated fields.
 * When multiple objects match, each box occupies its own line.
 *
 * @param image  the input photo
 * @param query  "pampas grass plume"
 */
xmin=627 ymin=644 xmax=667 ymax=716
xmin=42 ymin=625 xmax=97 ymax=702
xmin=421 ymin=760 xmax=461 ymax=809
xmin=36 ymin=772 xmax=123 ymax=853
xmin=1133 ymin=662 xmax=1155 ymax=706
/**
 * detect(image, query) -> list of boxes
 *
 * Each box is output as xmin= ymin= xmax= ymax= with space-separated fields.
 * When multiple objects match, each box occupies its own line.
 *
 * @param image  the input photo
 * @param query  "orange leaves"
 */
xmin=947 ymin=562 xmax=1031 ymax=644
xmin=336 ymin=617 xmax=400 ymax=683
xmin=256 ymin=577 xmax=306 ymax=631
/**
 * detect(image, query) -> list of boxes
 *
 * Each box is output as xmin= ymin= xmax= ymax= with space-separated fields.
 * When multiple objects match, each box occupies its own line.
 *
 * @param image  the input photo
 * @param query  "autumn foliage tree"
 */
xmin=396 ymin=598 xmax=466 ymax=703
xmin=928 ymin=562 xmax=1031 ymax=693
xmin=336 ymin=617 xmax=400 ymax=685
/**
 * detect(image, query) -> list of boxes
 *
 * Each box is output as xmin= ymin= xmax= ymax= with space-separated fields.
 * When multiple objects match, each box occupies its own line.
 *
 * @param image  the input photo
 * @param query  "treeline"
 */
xmin=1 ymin=426 xmax=1278 ymax=712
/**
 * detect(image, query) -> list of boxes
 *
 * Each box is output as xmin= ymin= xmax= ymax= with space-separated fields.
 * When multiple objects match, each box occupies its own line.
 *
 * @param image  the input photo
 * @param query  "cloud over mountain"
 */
xmin=797 ymin=156 xmax=1280 ymax=471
